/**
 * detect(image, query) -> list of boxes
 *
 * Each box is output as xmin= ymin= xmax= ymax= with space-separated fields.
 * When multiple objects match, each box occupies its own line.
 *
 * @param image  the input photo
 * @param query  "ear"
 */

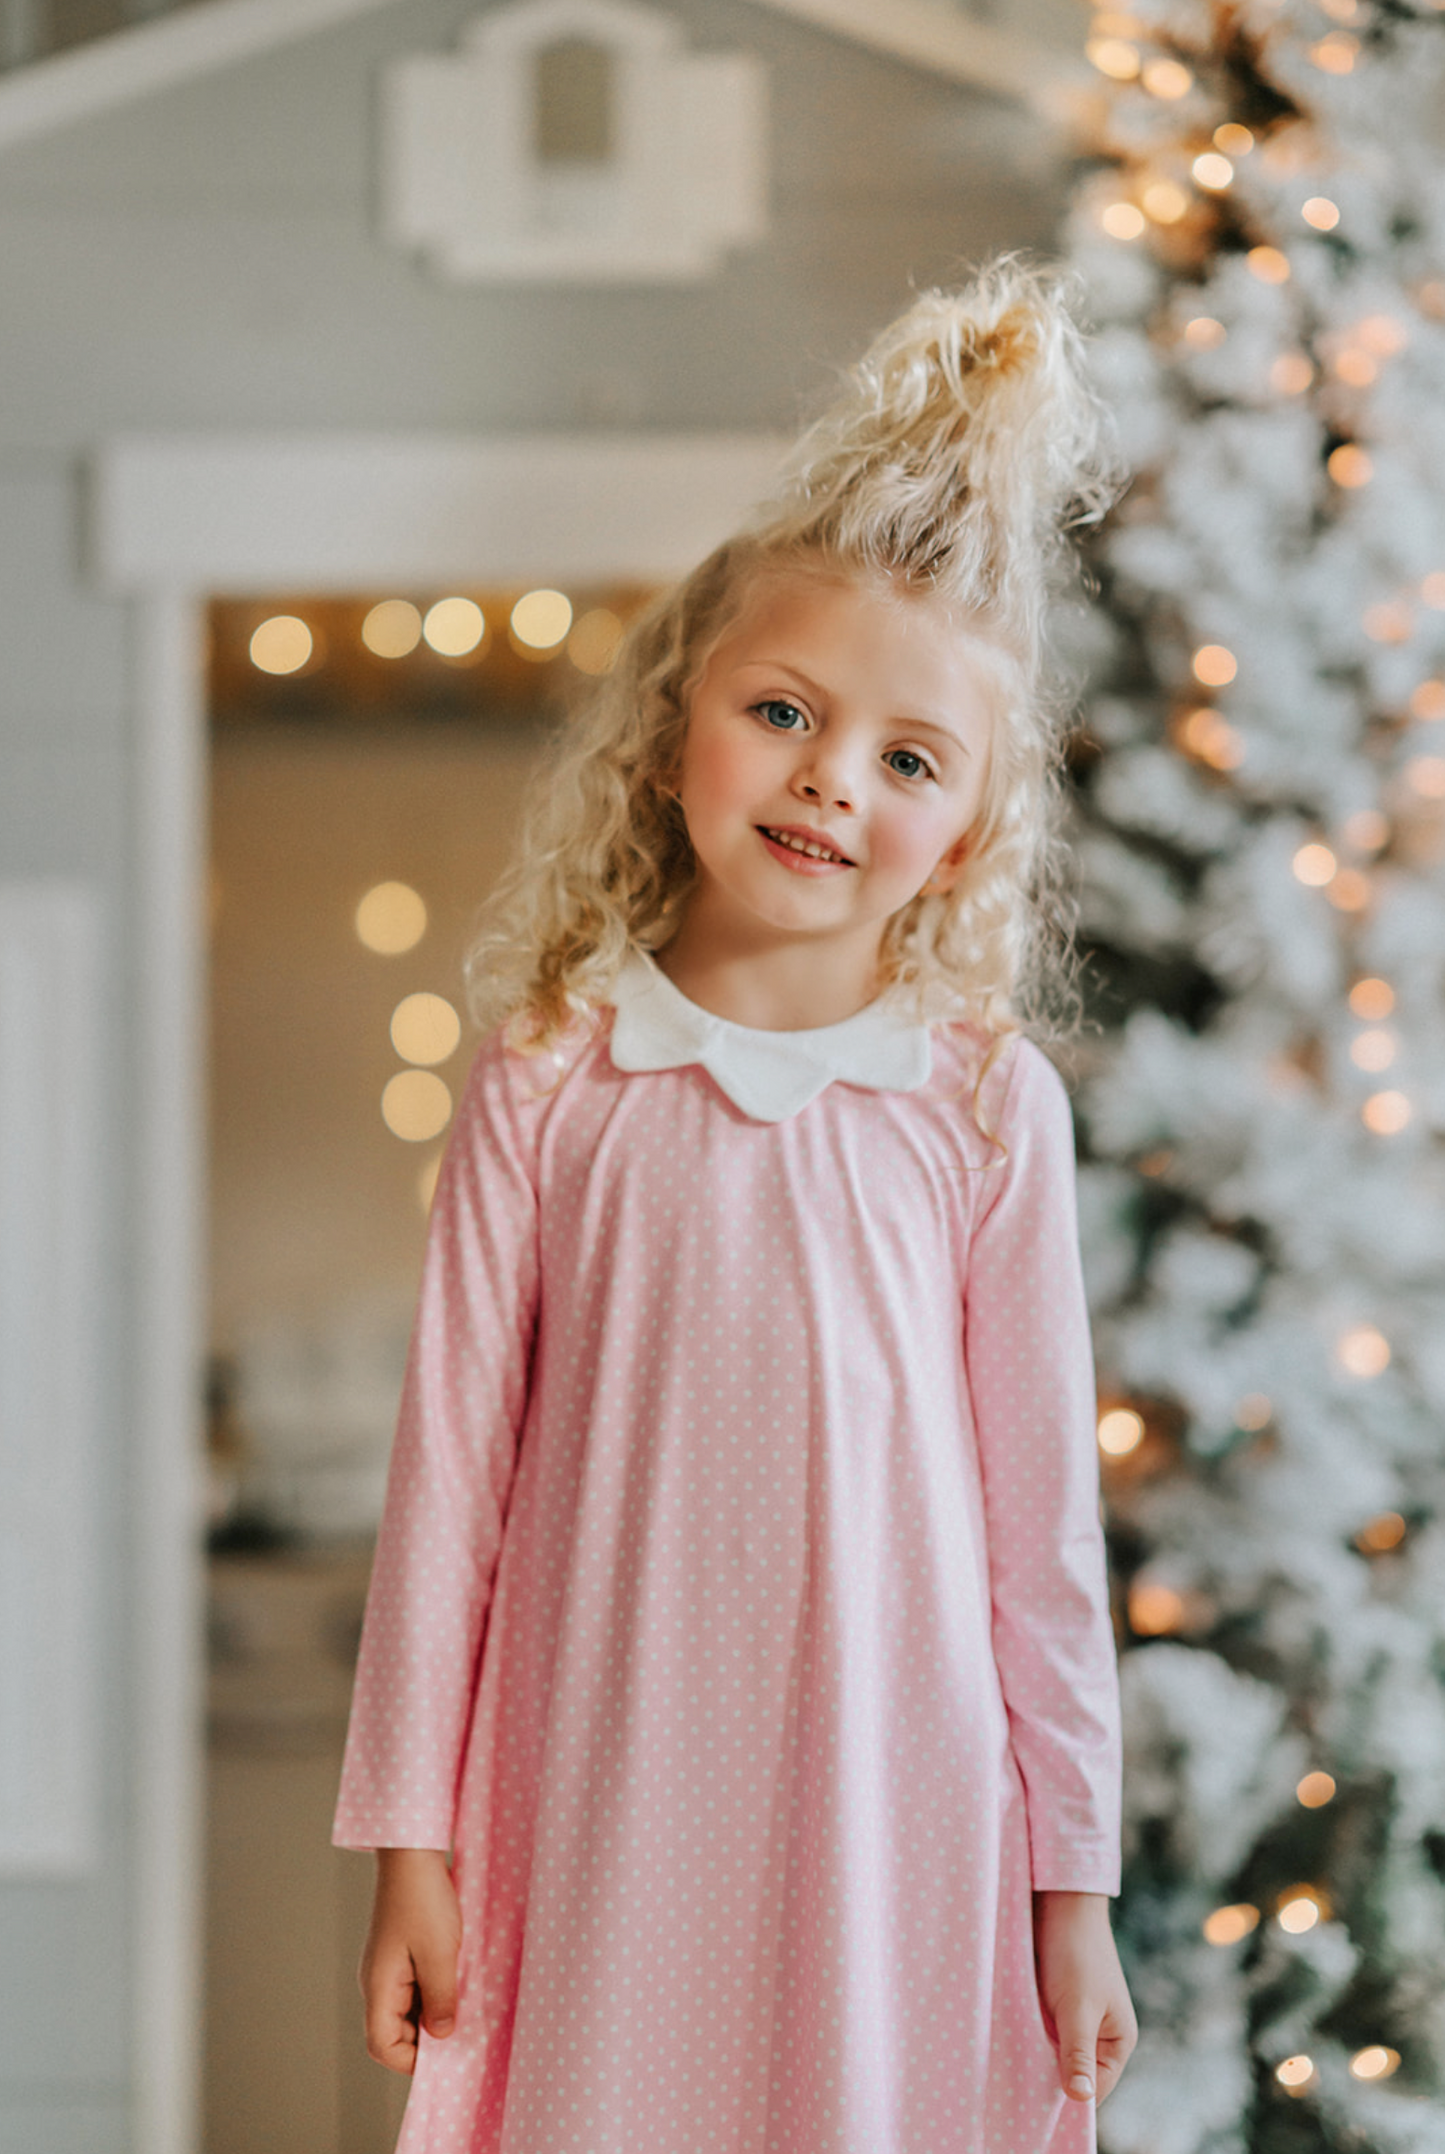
xmin=920 ymin=831 xmax=972 ymax=899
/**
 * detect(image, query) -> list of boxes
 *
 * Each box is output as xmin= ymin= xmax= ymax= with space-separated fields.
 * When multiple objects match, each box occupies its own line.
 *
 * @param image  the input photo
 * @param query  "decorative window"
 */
xmin=381 ymin=0 xmax=768 ymax=284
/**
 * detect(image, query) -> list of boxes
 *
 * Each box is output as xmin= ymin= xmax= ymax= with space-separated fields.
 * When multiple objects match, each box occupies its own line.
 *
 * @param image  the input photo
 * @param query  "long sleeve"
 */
xmin=332 ymin=1035 xmax=541 ymax=1852
xmin=963 ymin=1038 xmax=1122 ymax=1894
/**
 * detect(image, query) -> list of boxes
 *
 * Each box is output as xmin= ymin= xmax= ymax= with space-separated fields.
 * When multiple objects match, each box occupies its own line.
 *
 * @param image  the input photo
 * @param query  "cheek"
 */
xmin=869 ymin=794 xmax=972 ymax=881
xmin=680 ymin=719 xmax=763 ymax=824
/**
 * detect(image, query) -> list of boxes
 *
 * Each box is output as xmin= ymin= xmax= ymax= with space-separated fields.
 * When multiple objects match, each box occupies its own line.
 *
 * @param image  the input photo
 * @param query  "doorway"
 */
xmin=200 ymin=580 xmax=645 ymax=2152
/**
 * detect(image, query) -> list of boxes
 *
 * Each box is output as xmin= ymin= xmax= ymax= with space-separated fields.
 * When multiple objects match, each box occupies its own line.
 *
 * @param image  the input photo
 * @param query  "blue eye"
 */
xmin=886 ymin=749 xmax=933 ymax=781
xmin=755 ymin=699 xmax=807 ymax=731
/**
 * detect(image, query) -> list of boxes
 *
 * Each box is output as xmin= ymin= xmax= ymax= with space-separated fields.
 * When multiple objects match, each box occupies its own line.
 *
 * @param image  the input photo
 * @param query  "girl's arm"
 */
xmin=963 ymin=1040 xmax=1132 ymax=2096
xmin=333 ymin=1036 xmax=542 ymax=1856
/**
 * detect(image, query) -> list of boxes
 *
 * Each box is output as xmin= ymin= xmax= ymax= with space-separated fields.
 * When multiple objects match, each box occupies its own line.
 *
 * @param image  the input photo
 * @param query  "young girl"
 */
xmin=333 ymin=256 xmax=1136 ymax=2154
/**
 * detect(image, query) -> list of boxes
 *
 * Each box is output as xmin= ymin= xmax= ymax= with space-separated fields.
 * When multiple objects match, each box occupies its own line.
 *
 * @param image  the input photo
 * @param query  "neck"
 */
xmin=653 ymin=911 xmax=887 ymax=1031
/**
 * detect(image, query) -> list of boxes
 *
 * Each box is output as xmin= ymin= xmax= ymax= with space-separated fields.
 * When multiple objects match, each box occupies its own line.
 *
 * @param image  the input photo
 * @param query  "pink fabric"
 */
xmin=334 ymin=1012 xmax=1121 ymax=2154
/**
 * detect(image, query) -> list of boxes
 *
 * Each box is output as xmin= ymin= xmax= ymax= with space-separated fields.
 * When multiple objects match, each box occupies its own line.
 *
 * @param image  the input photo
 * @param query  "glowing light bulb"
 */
xmin=1349 ymin=978 xmax=1394 ymax=1020
xmin=1334 ymin=348 xmax=1378 ymax=386
xmin=1192 ymin=152 xmax=1234 ymax=189
xmin=1292 ymin=843 xmax=1336 ymax=886
xmin=1204 ymin=1903 xmax=1259 ymax=1945
xmin=1303 ymin=196 xmax=1341 ymax=230
xmin=1350 ymin=1028 xmax=1396 ymax=1072
xmin=249 ymin=615 xmax=314 ymax=675
xmin=1214 ymin=123 xmax=1254 ymax=154
xmin=1350 ymin=2047 xmax=1400 ymax=2081
xmin=1098 ymin=1408 xmax=1146 ymax=1457
xmin=1101 ymin=202 xmax=1147 ymax=241
xmin=511 ymin=588 xmax=574 ymax=651
xmin=355 ymin=881 xmax=427 ymax=956
xmin=1362 ymin=1090 xmax=1411 ymax=1134
xmin=1336 ymin=1325 xmax=1390 ymax=1377
xmin=1310 ymin=30 xmax=1359 ymax=69
xmin=1128 ymin=1581 xmax=1185 ymax=1635
xmin=1421 ymin=572 xmax=1445 ymax=609
xmin=568 ymin=607 xmax=625 ymax=676
xmin=423 ymin=597 xmax=486 ymax=656
xmin=1192 ymin=644 xmax=1237 ymax=686
xmin=1248 ymin=245 xmax=1291 ymax=283
xmin=381 ymin=1069 xmax=453 ymax=1143
xmin=1297 ymin=1771 xmax=1336 ymax=1808
xmin=1277 ymin=1894 xmax=1322 ymax=1935
xmin=1275 ymin=2054 xmax=1316 ymax=2088
xmin=1409 ymin=678 xmax=1445 ymax=718
xmin=1271 ymin=353 xmax=1314 ymax=395
xmin=1086 ymin=36 xmax=1141 ymax=77
xmin=1329 ymin=444 xmax=1373 ymax=487
xmin=390 ymin=992 xmax=462 ymax=1067
xmin=1357 ymin=1511 xmax=1406 ymax=1552
xmin=1183 ymin=316 xmax=1227 ymax=349
xmin=361 ymin=599 xmax=422 ymax=658
xmin=1142 ymin=180 xmax=1190 ymax=224
xmin=1141 ymin=56 xmax=1193 ymax=97
xmin=1326 ymin=868 xmax=1371 ymax=912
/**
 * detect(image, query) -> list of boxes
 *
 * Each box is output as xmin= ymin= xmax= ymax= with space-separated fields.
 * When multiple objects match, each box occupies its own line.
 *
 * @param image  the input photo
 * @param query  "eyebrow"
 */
xmin=729 ymin=658 xmax=973 ymax=754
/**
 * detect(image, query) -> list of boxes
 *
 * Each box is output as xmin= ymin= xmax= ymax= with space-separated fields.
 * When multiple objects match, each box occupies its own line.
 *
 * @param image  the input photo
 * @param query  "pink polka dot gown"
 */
xmin=333 ymin=1011 xmax=1121 ymax=2154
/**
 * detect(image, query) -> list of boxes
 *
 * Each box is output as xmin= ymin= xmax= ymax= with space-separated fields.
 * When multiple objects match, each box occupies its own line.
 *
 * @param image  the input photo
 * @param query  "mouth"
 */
xmin=757 ymin=825 xmax=856 ymax=870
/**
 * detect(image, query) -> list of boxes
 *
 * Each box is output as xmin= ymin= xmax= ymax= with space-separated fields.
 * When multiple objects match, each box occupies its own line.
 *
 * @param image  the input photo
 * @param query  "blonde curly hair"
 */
xmin=466 ymin=256 xmax=1119 ymax=1052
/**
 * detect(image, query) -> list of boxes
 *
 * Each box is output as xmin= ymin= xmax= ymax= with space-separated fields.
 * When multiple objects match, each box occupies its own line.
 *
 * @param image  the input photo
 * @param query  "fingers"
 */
xmin=362 ymin=1938 xmax=425 ymax=2075
xmin=412 ymin=1932 xmax=460 ymax=2040
xmin=1052 ymin=1997 xmax=1102 ymax=2103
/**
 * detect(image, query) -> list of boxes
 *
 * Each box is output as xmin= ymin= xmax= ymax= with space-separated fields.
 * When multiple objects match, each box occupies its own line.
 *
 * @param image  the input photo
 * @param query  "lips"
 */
xmin=758 ymin=824 xmax=855 ymax=867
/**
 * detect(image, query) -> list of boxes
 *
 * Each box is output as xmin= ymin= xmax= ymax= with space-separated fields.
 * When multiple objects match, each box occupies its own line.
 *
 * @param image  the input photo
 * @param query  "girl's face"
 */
xmin=673 ymin=571 xmax=998 ymax=966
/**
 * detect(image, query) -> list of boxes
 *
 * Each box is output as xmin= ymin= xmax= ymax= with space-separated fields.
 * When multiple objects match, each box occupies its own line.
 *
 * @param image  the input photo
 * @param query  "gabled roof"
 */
xmin=0 ymin=0 xmax=1084 ymax=151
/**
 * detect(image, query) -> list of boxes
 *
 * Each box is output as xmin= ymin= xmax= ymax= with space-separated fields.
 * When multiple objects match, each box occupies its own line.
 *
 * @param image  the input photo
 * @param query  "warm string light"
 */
xmin=1349 ymin=977 xmax=1395 ymax=1019
xmin=1297 ymin=1771 xmax=1336 ymax=1808
xmin=1276 ymin=2054 xmax=1316 ymax=2092
xmin=1177 ymin=705 xmax=1244 ymax=769
xmin=1128 ymin=1580 xmax=1187 ymax=1635
xmin=1356 ymin=1510 xmax=1407 ymax=1553
xmin=1329 ymin=443 xmax=1374 ymax=487
xmin=1351 ymin=2046 xmax=1401 ymax=2081
xmin=1310 ymin=30 xmax=1360 ymax=70
xmin=1302 ymin=196 xmax=1341 ymax=230
xmin=1203 ymin=1902 xmax=1259 ymax=1945
xmin=1336 ymin=1324 xmax=1390 ymax=1377
xmin=1277 ymin=1886 xmax=1327 ymax=1933
xmin=1098 ymin=1407 xmax=1146 ymax=1457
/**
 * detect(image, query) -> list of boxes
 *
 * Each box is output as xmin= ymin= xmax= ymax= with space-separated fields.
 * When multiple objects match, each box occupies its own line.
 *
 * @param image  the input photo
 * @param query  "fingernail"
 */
xmin=1069 ymin=2072 xmax=1095 ymax=2098
xmin=431 ymin=2017 xmax=455 ymax=2036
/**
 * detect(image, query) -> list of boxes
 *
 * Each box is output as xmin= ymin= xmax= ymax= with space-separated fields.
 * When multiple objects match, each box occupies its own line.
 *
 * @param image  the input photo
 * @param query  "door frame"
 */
xmin=93 ymin=428 xmax=783 ymax=2154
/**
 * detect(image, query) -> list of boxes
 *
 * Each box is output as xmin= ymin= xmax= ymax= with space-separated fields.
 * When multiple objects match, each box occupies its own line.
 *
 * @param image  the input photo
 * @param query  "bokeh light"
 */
xmin=567 ymin=607 xmax=625 ymax=675
xmin=382 ymin=1069 xmax=453 ymax=1143
xmin=424 ymin=597 xmax=486 ymax=656
xmin=391 ymin=992 xmax=462 ymax=1067
xmin=362 ymin=599 xmax=423 ymax=658
xmin=355 ymin=881 xmax=427 ymax=955
xmin=249 ymin=615 xmax=314 ymax=675
xmin=1297 ymin=1771 xmax=1336 ymax=1808
xmin=1098 ymin=1407 xmax=1145 ymax=1457
xmin=1204 ymin=1903 xmax=1259 ymax=1946
xmin=511 ymin=588 xmax=574 ymax=650
xmin=1336 ymin=1324 xmax=1390 ymax=1378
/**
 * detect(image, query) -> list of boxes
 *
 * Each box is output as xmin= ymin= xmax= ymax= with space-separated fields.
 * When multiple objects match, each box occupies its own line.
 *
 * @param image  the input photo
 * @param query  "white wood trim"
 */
xmin=0 ymin=0 xmax=1080 ymax=152
xmin=92 ymin=431 xmax=788 ymax=593
xmin=0 ymin=0 xmax=404 ymax=148
xmin=0 ymin=881 xmax=102 ymax=1875
xmin=131 ymin=592 xmax=208 ymax=2154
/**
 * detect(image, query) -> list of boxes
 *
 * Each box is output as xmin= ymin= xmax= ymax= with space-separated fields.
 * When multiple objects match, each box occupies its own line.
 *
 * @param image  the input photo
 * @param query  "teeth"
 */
xmin=766 ymin=828 xmax=848 ymax=863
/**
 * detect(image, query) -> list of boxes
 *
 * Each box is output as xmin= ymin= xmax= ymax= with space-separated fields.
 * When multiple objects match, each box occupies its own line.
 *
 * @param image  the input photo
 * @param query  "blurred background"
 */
xmin=3 ymin=1 xmax=1445 ymax=2150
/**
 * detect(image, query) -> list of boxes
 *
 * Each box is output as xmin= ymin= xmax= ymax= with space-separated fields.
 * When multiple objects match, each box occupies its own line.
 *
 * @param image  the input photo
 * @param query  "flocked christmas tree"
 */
xmin=1057 ymin=0 xmax=1445 ymax=2145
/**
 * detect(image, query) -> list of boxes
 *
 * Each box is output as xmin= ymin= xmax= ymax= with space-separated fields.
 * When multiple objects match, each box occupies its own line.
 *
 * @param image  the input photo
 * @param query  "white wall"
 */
xmin=0 ymin=3 xmax=1069 ymax=2147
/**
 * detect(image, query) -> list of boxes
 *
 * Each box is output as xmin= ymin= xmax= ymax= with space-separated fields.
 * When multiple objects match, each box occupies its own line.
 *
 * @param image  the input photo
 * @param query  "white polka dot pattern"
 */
xmin=333 ymin=1018 xmax=1121 ymax=2154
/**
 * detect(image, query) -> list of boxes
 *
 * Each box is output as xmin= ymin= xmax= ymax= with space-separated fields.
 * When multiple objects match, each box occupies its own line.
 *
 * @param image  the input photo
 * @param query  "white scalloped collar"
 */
xmin=607 ymin=948 xmax=933 ymax=1123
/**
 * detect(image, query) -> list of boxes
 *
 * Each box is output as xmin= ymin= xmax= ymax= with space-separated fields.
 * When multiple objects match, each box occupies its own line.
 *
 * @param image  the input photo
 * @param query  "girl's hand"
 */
xmin=1033 ymin=1890 xmax=1137 ymax=2107
xmin=360 ymin=1848 xmax=463 ymax=2074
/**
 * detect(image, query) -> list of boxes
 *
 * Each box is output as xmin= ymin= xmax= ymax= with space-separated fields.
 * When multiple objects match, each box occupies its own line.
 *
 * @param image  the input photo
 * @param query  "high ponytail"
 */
xmin=466 ymin=257 xmax=1121 ymax=1052
xmin=752 ymin=255 xmax=1120 ymax=673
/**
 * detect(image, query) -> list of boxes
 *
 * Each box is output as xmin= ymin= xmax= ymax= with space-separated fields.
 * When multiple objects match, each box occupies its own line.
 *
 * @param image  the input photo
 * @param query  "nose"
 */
xmin=792 ymin=735 xmax=861 ymax=814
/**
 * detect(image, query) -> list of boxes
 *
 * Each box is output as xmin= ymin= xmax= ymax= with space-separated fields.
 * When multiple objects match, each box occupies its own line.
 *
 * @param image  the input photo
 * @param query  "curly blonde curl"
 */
xmin=466 ymin=255 xmax=1120 ymax=1056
